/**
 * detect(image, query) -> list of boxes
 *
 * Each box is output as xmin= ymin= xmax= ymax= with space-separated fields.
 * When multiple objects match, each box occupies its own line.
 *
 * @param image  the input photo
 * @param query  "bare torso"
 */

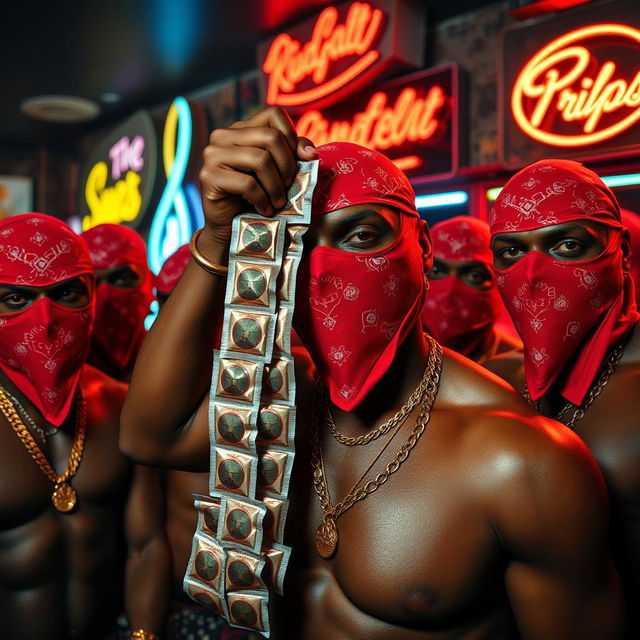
xmin=0 ymin=365 xmax=130 ymax=639
xmin=269 ymin=346 xmax=562 ymax=639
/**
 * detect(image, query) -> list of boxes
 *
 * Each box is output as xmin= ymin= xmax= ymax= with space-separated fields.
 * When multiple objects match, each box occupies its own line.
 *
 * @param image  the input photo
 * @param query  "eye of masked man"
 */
xmin=422 ymin=216 xmax=519 ymax=363
xmin=81 ymin=223 xmax=155 ymax=381
xmin=489 ymin=159 xmax=638 ymax=407
xmin=292 ymin=143 xmax=431 ymax=411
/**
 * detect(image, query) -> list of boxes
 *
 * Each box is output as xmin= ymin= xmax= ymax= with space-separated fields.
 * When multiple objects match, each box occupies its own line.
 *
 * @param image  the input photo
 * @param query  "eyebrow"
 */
xmin=335 ymin=209 xmax=389 ymax=228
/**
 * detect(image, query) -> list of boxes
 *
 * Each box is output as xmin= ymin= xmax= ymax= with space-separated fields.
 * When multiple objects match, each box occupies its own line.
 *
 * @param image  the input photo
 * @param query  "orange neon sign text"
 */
xmin=295 ymin=86 xmax=447 ymax=169
xmin=262 ymin=2 xmax=384 ymax=107
xmin=512 ymin=24 xmax=640 ymax=147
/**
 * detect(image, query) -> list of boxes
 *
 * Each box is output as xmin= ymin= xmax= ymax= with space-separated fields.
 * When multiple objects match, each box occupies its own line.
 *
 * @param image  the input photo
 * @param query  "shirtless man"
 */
xmin=81 ymin=223 xmax=155 ymax=382
xmin=0 ymin=213 xmax=169 ymax=639
xmin=484 ymin=160 xmax=640 ymax=637
xmin=423 ymin=216 xmax=521 ymax=363
xmin=121 ymin=107 xmax=623 ymax=639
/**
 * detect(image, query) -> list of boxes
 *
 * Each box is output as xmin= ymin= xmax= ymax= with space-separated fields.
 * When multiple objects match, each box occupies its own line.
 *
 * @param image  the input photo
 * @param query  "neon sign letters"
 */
xmin=262 ymin=2 xmax=384 ymax=107
xmin=79 ymin=110 xmax=157 ymax=231
xmin=296 ymin=86 xmax=447 ymax=168
xmin=511 ymin=24 xmax=640 ymax=147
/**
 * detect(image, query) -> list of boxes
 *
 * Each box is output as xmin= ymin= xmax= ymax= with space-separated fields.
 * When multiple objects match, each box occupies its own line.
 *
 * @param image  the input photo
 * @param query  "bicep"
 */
xmin=496 ymin=432 xmax=623 ymax=638
xmin=121 ymin=392 xmax=211 ymax=471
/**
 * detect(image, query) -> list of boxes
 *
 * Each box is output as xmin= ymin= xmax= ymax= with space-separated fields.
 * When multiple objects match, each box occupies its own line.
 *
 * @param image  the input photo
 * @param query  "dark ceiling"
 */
xmin=1 ymin=0 xmax=497 ymax=151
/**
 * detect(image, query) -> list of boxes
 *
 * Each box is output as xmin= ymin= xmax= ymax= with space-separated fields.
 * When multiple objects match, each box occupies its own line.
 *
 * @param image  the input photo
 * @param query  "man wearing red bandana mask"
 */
xmin=485 ymin=159 xmax=640 ymax=634
xmin=422 ymin=216 xmax=521 ymax=363
xmin=0 ymin=213 xmax=170 ymax=638
xmin=122 ymin=108 xmax=623 ymax=639
xmin=82 ymin=223 xmax=155 ymax=382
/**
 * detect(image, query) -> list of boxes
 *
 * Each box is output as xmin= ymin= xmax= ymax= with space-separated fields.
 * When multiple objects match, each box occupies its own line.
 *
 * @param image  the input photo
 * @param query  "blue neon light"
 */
xmin=148 ymin=96 xmax=193 ymax=274
xmin=415 ymin=191 xmax=468 ymax=209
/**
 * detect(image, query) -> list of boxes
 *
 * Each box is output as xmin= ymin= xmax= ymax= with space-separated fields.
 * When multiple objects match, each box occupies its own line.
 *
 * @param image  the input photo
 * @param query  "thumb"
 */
xmin=297 ymin=136 xmax=319 ymax=161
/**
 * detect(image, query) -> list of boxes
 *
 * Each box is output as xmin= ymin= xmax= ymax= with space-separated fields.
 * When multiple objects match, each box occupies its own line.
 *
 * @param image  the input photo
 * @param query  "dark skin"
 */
xmin=429 ymin=259 xmax=521 ymax=363
xmin=0 ymin=277 xmax=170 ymax=639
xmin=486 ymin=221 xmax=640 ymax=637
xmin=121 ymin=106 xmax=623 ymax=639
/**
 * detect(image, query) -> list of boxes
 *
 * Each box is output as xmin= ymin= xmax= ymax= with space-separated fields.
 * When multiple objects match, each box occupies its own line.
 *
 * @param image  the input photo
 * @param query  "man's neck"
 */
xmin=326 ymin=323 xmax=430 ymax=434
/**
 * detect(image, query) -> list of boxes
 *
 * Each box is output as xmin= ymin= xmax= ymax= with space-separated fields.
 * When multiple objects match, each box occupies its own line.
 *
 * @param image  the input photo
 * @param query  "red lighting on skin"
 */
xmin=512 ymin=24 xmax=640 ymax=147
xmin=262 ymin=2 xmax=384 ymax=107
xmin=295 ymin=86 xmax=447 ymax=155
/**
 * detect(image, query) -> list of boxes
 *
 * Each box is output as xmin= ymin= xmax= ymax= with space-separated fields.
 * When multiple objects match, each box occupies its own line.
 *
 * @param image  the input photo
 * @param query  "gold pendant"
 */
xmin=52 ymin=482 xmax=77 ymax=513
xmin=315 ymin=517 xmax=338 ymax=558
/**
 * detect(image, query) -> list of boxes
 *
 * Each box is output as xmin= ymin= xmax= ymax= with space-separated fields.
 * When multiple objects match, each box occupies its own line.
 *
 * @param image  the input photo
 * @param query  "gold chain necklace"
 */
xmin=321 ymin=352 xmax=436 ymax=446
xmin=0 ymin=386 xmax=87 ymax=512
xmin=1 ymin=387 xmax=57 ymax=440
xmin=523 ymin=337 xmax=628 ymax=430
xmin=310 ymin=335 xmax=443 ymax=558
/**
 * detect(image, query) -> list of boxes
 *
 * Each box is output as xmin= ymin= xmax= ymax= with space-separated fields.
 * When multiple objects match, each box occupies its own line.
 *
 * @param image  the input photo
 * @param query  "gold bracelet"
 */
xmin=189 ymin=229 xmax=229 ymax=276
xmin=130 ymin=630 xmax=161 ymax=640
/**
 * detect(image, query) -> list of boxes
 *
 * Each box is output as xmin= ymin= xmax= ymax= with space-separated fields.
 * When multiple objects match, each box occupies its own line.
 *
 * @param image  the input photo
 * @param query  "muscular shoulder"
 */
xmin=81 ymin=364 xmax=128 ymax=425
xmin=438 ymin=349 xmax=604 ymax=517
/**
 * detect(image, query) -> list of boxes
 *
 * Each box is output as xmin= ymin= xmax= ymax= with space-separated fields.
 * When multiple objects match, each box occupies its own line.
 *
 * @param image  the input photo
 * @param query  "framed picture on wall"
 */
xmin=0 ymin=175 xmax=34 ymax=218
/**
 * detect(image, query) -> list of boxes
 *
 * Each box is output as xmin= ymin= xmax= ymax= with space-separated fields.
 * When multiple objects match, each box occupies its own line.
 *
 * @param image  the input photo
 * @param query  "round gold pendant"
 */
xmin=315 ymin=517 xmax=338 ymax=559
xmin=52 ymin=482 xmax=77 ymax=513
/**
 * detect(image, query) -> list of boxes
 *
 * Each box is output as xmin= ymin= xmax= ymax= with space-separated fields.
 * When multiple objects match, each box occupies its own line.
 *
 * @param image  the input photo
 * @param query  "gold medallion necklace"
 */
xmin=0 ymin=387 xmax=87 ymax=512
xmin=523 ymin=337 xmax=628 ymax=430
xmin=310 ymin=335 xmax=443 ymax=558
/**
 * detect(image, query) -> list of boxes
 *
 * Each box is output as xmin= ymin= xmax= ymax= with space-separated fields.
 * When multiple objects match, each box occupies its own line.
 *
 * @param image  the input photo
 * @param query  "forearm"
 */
xmin=125 ymin=534 xmax=172 ymax=637
xmin=121 ymin=232 xmax=226 ymax=464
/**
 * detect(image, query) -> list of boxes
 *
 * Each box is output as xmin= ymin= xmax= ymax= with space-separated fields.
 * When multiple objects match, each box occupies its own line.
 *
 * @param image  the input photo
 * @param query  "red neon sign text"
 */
xmin=512 ymin=24 xmax=640 ymax=147
xmin=295 ymin=86 xmax=447 ymax=169
xmin=262 ymin=2 xmax=384 ymax=107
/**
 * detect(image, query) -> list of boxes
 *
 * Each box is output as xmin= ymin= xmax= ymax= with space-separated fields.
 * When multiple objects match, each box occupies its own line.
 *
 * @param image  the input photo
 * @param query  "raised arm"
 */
xmin=494 ymin=418 xmax=624 ymax=639
xmin=120 ymin=106 xmax=317 ymax=469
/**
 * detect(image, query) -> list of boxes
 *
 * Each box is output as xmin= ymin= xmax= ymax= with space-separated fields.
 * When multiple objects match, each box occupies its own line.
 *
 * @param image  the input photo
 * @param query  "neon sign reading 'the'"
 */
xmin=511 ymin=23 xmax=640 ymax=147
xmin=262 ymin=2 xmax=384 ymax=107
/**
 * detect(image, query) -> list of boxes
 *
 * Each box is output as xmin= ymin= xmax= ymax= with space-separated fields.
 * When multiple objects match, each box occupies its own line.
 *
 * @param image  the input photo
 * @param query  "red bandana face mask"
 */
xmin=293 ymin=142 xmax=428 ymax=411
xmin=491 ymin=160 xmax=638 ymax=405
xmin=155 ymin=244 xmax=191 ymax=296
xmin=422 ymin=216 xmax=502 ymax=355
xmin=82 ymin=224 xmax=155 ymax=375
xmin=0 ymin=213 xmax=94 ymax=425
xmin=423 ymin=275 xmax=502 ymax=355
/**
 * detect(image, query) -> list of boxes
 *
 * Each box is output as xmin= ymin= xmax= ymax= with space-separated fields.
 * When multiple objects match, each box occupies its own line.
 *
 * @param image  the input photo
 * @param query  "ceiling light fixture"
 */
xmin=20 ymin=95 xmax=101 ymax=123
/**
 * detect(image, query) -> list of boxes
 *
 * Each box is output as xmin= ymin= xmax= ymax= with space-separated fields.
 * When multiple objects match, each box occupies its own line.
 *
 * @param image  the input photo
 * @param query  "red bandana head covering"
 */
xmin=0 ymin=213 xmax=94 ymax=425
xmin=81 ymin=223 xmax=155 ymax=378
xmin=490 ymin=159 xmax=638 ymax=405
xmin=155 ymin=244 xmax=191 ymax=296
xmin=621 ymin=208 xmax=640 ymax=308
xmin=294 ymin=142 xmax=429 ymax=411
xmin=422 ymin=216 xmax=503 ymax=357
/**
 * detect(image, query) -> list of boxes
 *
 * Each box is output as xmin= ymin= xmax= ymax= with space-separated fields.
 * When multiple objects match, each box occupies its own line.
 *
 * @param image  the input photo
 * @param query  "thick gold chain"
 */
xmin=321 ymin=350 xmax=437 ymax=446
xmin=0 ymin=386 xmax=86 ymax=484
xmin=523 ymin=336 xmax=628 ymax=430
xmin=311 ymin=335 xmax=443 ymax=521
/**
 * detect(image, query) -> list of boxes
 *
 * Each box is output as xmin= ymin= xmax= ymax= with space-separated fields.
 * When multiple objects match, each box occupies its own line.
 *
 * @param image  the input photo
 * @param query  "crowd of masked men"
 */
xmin=0 ymin=107 xmax=639 ymax=639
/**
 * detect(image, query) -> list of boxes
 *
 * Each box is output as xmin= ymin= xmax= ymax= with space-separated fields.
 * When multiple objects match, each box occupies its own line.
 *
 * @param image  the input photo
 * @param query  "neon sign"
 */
xmin=148 ymin=97 xmax=204 ymax=274
xmin=79 ymin=111 xmax=157 ymax=230
xmin=294 ymin=65 xmax=459 ymax=181
xmin=512 ymin=24 xmax=640 ymax=147
xmin=258 ymin=0 xmax=424 ymax=110
xmin=263 ymin=3 xmax=383 ymax=107
xmin=297 ymin=86 xmax=446 ymax=165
